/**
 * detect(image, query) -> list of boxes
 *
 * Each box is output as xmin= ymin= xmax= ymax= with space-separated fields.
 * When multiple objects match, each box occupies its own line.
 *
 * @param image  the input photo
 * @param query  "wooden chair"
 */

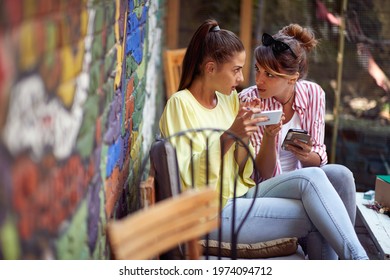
xmin=107 ymin=188 xmax=218 ymax=260
xmin=163 ymin=48 xmax=186 ymax=99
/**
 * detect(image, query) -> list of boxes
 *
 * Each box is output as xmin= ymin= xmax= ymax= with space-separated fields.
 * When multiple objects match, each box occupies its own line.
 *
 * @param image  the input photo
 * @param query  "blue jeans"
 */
xmin=212 ymin=167 xmax=368 ymax=260
xmin=298 ymin=164 xmax=357 ymax=258
xmin=321 ymin=164 xmax=357 ymax=225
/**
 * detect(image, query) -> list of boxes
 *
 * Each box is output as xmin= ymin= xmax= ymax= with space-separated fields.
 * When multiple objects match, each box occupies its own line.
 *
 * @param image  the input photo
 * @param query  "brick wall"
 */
xmin=0 ymin=0 xmax=164 ymax=259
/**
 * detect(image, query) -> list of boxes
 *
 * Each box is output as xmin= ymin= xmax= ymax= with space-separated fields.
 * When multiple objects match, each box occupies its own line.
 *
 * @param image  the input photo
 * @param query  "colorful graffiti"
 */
xmin=0 ymin=0 xmax=163 ymax=259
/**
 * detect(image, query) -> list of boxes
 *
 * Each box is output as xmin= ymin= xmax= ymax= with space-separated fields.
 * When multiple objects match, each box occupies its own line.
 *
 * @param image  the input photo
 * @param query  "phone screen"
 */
xmin=282 ymin=129 xmax=310 ymax=150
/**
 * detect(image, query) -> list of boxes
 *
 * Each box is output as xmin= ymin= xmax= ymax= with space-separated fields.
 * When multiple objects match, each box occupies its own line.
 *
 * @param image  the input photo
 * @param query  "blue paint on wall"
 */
xmin=126 ymin=5 xmax=148 ymax=64
xmin=106 ymin=137 xmax=122 ymax=176
xmin=105 ymin=131 xmax=128 ymax=176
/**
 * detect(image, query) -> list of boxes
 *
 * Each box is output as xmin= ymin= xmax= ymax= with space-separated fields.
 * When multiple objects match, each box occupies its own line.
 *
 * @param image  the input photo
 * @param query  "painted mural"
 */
xmin=0 ymin=0 xmax=163 ymax=259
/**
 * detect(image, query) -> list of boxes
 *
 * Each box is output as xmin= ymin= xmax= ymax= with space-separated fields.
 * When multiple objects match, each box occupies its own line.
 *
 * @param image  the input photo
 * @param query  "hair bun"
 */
xmin=280 ymin=23 xmax=318 ymax=53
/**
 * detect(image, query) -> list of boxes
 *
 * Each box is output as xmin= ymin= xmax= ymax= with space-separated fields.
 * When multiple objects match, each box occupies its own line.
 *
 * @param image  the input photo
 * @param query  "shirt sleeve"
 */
xmin=159 ymin=95 xmax=222 ymax=190
xmin=305 ymin=83 xmax=328 ymax=166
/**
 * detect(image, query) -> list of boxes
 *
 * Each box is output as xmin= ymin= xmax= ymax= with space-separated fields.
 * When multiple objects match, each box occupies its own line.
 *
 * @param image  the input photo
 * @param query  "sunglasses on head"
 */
xmin=262 ymin=33 xmax=297 ymax=59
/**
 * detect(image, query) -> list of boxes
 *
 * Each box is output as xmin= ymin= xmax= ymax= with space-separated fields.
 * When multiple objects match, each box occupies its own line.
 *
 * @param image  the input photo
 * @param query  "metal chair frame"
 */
xmin=156 ymin=128 xmax=261 ymax=259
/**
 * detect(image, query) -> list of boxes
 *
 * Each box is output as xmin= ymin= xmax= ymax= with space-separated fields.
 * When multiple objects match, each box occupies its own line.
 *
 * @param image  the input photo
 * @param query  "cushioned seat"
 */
xmin=200 ymin=237 xmax=301 ymax=259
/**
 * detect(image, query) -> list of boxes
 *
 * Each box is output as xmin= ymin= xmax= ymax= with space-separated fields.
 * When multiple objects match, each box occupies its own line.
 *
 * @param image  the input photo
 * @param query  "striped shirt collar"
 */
xmin=293 ymin=80 xmax=309 ymax=110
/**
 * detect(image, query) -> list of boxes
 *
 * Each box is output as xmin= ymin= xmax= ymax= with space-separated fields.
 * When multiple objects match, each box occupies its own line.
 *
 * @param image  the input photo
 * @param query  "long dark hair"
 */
xmin=178 ymin=19 xmax=245 ymax=91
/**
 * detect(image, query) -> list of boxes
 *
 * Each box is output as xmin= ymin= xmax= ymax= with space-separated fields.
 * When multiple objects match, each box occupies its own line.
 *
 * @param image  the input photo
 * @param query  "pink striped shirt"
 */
xmin=238 ymin=80 xmax=327 ymax=181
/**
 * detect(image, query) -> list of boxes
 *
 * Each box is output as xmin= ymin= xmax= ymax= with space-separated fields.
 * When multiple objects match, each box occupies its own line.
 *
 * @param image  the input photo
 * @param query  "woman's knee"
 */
xmin=322 ymin=164 xmax=354 ymax=179
xmin=321 ymin=164 xmax=355 ymax=191
xmin=298 ymin=166 xmax=328 ymax=180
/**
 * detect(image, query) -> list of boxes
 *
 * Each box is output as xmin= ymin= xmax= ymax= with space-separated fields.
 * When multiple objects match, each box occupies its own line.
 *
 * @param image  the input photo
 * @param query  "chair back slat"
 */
xmin=108 ymin=188 xmax=218 ymax=260
xmin=163 ymin=48 xmax=186 ymax=99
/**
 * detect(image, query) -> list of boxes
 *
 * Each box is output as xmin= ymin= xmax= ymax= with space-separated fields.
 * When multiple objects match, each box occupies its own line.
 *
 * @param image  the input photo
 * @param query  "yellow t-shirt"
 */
xmin=159 ymin=89 xmax=255 ymax=207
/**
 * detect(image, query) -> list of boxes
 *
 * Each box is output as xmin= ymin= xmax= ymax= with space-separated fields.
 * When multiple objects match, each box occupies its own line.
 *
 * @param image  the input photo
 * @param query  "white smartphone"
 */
xmin=252 ymin=109 xmax=283 ymax=126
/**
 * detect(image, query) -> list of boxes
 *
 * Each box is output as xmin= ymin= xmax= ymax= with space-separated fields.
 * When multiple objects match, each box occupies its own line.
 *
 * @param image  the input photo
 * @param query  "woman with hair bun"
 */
xmin=239 ymin=24 xmax=357 ymax=257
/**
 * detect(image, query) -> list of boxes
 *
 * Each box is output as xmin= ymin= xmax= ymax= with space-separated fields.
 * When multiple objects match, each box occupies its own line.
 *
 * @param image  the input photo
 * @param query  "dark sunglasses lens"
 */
xmin=262 ymin=33 xmax=274 ymax=46
xmin=273 ymin=42 xmax=289 ymax=53
xmin=262 ymin=33 xmax=297 ymax=59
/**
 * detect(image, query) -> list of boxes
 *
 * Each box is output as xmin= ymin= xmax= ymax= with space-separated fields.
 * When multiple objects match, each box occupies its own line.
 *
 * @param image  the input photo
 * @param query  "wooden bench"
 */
xmin=356 ymin=192 xmax=390 ymax=259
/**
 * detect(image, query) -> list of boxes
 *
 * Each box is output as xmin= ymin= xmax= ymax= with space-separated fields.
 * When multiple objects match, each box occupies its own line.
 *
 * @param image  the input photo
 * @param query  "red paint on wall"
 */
xmin=12 ymin=154 xmax=95 ymax=240
xmin=104 ymin=157 xmax=130 ymax=218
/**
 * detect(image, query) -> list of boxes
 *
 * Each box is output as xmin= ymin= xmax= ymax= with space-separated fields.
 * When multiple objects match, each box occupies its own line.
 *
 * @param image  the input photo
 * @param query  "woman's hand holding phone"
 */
xmin=230 ymin=97 xmax=266 ymax=139
xmin=263 ymin=114 xmax=284 ymax=137
xmin=229 ymin=104 xmax=265 ymax=141
xmin=282 ymin=129 xmax=313 ymax=161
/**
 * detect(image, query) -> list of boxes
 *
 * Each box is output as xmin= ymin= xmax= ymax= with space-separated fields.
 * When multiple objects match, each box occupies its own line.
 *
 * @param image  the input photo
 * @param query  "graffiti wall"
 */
xmin=0 ymin=0 xmax=164 ymax=259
